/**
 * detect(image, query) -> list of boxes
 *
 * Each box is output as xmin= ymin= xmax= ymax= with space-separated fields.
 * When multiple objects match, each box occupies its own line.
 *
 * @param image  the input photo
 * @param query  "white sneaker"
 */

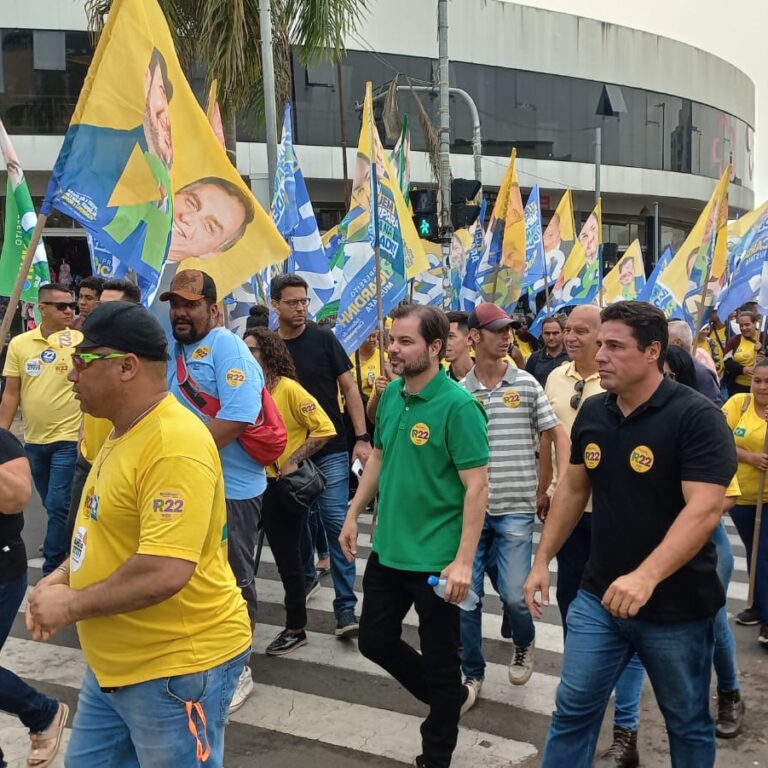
xmin=460 ymin=678 xmax=481 ymax=715
xmin=229 ymin=666 xmax=254 ymax=713
xmin=508 ymin=640 xmax=535 ymax=685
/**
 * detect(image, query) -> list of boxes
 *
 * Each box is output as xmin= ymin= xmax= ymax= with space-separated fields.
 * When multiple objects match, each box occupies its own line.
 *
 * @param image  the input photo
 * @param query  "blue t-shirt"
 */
xmin=168 ymin=327 xmax=266 ymax=500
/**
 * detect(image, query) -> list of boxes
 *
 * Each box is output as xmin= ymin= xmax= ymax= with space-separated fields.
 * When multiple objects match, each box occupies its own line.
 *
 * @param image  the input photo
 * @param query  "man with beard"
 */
xmin=163 ymin=269 xmax=264 ymax=713
xmin=340 ymin=304 xmax=489 ymax=768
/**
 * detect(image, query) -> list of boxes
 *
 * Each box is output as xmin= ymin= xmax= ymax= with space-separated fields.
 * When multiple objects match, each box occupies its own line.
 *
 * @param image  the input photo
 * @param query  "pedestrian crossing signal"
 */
xmin=409 ymin=188 xmax=439 ymax=242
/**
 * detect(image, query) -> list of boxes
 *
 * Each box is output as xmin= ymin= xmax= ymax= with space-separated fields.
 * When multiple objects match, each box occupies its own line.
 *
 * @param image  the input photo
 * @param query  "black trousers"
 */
xmin=359 ymin=552 xmax=463 ymax=768
xmin=555 ymin=512 xmax=592 ymax=635
xmin=261 ymin=480 xmax=309 ymax=630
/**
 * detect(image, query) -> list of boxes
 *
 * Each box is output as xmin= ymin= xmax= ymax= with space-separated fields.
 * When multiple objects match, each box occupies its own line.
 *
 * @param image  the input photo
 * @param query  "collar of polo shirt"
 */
xmin=565 ymin=360 xmax=601 ymax=383
xmin=463 ymin=361 xmax=517 ymax=392
xmin=604 ymin=375 xmax=674 ymax=418
xmin=400 ymin=368 xmax=447 ymax=400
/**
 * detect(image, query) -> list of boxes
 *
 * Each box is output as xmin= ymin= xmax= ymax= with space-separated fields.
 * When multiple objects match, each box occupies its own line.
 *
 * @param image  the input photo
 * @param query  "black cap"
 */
xmin=159 ymin=269 xmax=217 ymax=303
xmin=78 ymin=302 xmax=169 ymax=361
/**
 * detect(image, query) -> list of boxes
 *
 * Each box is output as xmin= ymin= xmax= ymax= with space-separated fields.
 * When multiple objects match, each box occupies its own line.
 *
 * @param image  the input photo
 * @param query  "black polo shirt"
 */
xmin=0 ymin=428 xmax=27 ymax=582
xmin=525 ymin=347 xmax=569 ymax=387
xmin=570 ymin=377 xmax=737 ymax=623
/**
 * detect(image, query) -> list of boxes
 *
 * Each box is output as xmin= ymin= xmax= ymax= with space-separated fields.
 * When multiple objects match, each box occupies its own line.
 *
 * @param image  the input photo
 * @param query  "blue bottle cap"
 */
xmin=427 ymin=575 xmax=439 ymax=586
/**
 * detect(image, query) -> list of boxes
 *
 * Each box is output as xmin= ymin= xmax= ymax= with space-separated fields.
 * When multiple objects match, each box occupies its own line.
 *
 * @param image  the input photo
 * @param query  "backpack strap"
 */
xmin=175 ymin=346 xmax=220 ymax=419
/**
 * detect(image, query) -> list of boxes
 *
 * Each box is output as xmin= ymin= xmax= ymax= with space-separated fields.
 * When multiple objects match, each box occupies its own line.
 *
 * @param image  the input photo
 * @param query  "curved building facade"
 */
xmin=0 ymin=0 xmax=757 ymax=277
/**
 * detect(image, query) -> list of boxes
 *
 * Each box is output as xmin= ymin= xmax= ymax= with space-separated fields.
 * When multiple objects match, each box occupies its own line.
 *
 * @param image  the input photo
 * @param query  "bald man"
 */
xmin=668 ymin=319 xmax=722 ymax=407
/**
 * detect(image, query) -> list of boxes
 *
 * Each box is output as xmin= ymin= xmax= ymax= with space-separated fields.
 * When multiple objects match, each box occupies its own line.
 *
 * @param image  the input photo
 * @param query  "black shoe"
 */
xmin=596 ymin=726 xmax=639 ymax=768
xmin=265 ymin=629 xmax=308 ymax=656
xmin=759 ymin=624 xmax=768 ymax=645
xmin=736 ymin=605 xmax=761 ymax=625
xmin=716 ymin=689 xmax=745 ymax=738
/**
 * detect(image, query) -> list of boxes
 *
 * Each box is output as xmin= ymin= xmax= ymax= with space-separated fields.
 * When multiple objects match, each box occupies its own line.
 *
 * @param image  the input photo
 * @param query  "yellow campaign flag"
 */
xmin=42 ymin=0 xmax=288 ymax=302
xmin=552 ymin=198 xmax=602 ymax=305
xmin=535 ymin=188 xmax=576 ymax=292
xmin=601 ymin=239 xmax=646 ymax=304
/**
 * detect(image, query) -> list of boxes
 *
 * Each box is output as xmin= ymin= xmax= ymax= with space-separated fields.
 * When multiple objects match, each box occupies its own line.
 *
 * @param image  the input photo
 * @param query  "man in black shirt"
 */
xmin=525 ymin=301 xmax=736 ymax=768
xmin=272 ymin=274 xmax=370 ymax=637
xmin=0 ymin=429 xmax=68 ymax=766
xmin=525 ymin=315 xmax=568 ymax=386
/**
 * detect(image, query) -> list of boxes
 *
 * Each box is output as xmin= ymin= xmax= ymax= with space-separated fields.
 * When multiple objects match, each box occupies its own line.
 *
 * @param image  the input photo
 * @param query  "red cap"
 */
xmin=468 ymin=303 xmax=515 ymax=331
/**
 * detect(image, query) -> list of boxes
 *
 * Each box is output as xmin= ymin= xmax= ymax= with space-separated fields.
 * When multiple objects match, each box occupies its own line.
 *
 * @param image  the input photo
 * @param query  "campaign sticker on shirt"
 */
xmin=410 ymin=422 xmax=430 ymax=446
xmin=54 ymin=361 xmax=69 ymax=375
xmin=502 ymin=389 xmax=521 ymax=409
xmin=629 ymin=445 xmax=654 ymax=474
xmin=300 ymin=402 xmax=317 ymax=415
xmin=584 ymin=442 xmax=602 ymax=469
xmin=151 ymin=491 xmax=186 ymax=521
xmin=25 ymin=359 xmax=43 ymax=377
xmin=40 ymin=348 xmax=57 ymax=364
xmin=225 ymin=368 xmax=246 ymax=387
xmin=734 ymin=427 xmax=747 ymax=437
xmin=83 ymin=487 xmax=99 ymax=521
xmin=71 ymin=527 xmax=87 ymax=572
xmin=192 ymin=346 xmax=210 ymax=360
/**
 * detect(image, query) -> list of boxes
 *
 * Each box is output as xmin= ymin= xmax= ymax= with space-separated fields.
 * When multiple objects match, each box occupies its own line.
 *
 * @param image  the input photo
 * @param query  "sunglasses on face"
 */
xmin=72 ymin=352 xmax=127 ymax=370
xmin=570 ymin=379 xmax=586 ymax=410
xmin=40 ymin=302 xmax=77 ymax=311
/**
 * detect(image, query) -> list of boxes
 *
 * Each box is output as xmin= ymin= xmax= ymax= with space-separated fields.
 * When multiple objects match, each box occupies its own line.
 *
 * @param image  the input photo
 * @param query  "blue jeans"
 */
xmin=542 ymin=590 xmax=715 ymax=768
xmin=0 ymin=573 xmax=60 ymax=735
xmin=65 ymin=649 xmax=250 ymax=767
xmin=711 ymin=521 xmax=739 ymax=691
xmin=25 ymin=440 xmax=78 ymax=575
xmin=300 ymin=452 xmax=356 ymax=618
xmin=461 ymin=514 xmax=535 ymax=680
xmin=730 ymin=504 xmax=768 ymax=620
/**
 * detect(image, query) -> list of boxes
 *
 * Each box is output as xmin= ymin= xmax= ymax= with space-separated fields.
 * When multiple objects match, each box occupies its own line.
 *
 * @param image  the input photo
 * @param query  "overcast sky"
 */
xmin=515 ymin=0 xmax=766 ymax=205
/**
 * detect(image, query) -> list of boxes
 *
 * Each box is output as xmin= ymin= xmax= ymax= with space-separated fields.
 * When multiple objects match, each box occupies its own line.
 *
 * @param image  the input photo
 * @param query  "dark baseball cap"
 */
xmin=78 ymin=302 xmax=169 ymax=361
xmin=159 ymin=269 xmax=217 ymax=302
xmin=468 ymin=303 xmax=515 ymax=332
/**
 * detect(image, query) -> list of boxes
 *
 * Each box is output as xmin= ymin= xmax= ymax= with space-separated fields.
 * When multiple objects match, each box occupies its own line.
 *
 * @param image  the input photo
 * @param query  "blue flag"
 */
xmin=460 ymin=199 xmax=488 ymax=312
xmin=520 ymin=185 xmax=544 ymax=295
xmin=637 ymin=245 xmax=674 ymax=302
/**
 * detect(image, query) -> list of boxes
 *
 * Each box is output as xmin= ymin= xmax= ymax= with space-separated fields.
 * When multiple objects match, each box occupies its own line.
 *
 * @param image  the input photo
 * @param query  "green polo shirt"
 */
xmin=373 ymin=369 xmax=489 ymax=572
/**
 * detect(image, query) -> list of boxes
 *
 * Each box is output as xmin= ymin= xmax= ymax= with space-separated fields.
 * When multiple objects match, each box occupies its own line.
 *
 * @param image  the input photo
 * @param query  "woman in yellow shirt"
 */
xmin=722 ymin=359 xmax=768 ymax=643
xmin=244 ymin=328 xmax=337 ymax=657
xmin=723 ymin=311 xmax=762 ymax=395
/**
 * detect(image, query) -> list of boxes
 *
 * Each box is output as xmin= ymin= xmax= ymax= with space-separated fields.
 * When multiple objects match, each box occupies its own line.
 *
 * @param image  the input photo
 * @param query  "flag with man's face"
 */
xmin=41 ymin=0 xmax=287 ymax=303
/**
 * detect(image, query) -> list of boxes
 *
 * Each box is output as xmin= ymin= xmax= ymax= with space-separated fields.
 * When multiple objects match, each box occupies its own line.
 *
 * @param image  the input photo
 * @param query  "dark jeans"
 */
xmin=225 ymin=496 xmax=263 ymax=623
xmin=359 ymin=552 xmax=463 ymax=768
xmin=261 ymin=480 xmax=309 ymax=630
xmin=731 ymin=504 xmax=768 ymax=620
xmin=25 ymin=441 xmax=78 ymax=574
xmin=66 ymin=454 xmax=91 ymax=549
xmin=555 ymin=513 xmax=592 ymax=630
xmin=0 ymin=573 xmax=59 ymax=736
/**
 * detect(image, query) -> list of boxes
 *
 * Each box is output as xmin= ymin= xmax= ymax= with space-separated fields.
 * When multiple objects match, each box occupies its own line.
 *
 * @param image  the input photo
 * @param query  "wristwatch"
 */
xmin=355 ymin=433 xmax=372 ymax=443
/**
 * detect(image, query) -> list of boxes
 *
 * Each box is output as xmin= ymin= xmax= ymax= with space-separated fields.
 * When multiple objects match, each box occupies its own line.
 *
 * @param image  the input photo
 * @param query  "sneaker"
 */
xmin=759 ymin=624 xmax=768 ymax=645
xmin=228 ymin=666 xmax=254 ymax=713
xmin=508 ymin=640 xmax=535 ymax=685
xmin=715 ymin=689 xmax=745 ymax=738
xmin=335 ymin=611 xmax=360 ymax=637
xmin=266 ymin=629 xmax=308 ymax=656
xmin=595 ymin=726 xmax=639 ymax=767
xmin=460 ymin=678 xmax=482 ymax=715
xmin=305 ymin=580 xmax=321 ymax=602
xmin=735 ymin=605 xmax=761 ymax=625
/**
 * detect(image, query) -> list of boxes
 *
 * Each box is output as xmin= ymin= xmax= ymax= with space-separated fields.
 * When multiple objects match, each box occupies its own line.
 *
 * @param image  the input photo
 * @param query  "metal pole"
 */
xmin=437 ymin=0 xmax=452 ymax=311
xmin=653 ymin=201 xmax=659 ymax=266
xmin=594 ymin=126 xmax=602 ymax=205
xmin=337 ymin=61 xmax=352 ymax=209
xmin=259 ymin=0 xmax=279 ymax=193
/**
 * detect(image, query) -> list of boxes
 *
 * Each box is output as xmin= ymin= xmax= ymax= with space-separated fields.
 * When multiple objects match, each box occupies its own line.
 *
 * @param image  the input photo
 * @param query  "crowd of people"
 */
xmin=0 ymin=270 xmax=764 ymax=768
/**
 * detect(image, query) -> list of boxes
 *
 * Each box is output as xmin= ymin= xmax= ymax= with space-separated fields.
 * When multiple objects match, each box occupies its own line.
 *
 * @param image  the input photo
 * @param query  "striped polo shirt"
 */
xmin=461 ymin=364 xmax=559 ymax=515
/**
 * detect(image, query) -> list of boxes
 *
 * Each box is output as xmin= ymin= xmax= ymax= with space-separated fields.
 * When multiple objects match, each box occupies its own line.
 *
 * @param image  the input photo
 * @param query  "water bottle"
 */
xmin=427 ymin=575 xmax=479 ymax=611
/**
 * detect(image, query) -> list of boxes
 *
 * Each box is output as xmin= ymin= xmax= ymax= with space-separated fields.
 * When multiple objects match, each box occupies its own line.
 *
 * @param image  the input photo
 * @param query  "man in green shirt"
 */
xmin=340 ymin=304 xmax=489 ymax=768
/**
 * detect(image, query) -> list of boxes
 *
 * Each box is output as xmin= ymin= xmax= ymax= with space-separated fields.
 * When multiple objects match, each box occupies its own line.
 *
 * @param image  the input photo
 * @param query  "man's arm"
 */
xmin=339 ymin=447 xmax=382 ymax=561
xmin=601 ymin=480 xmax=726 ymax=619
xmin=440 ymin=465 xmax=488 ymax=604
xmin=537 ymin=429 xmax=553 ymax=521
xmin=207 ymin=418 xmax=248 ymax=449
xmin=0 ymin=377 xmax=21 ymax=430
xmin=0 ymin=456 xmax=32 ymax=514
xmin=338 ymin=371 xmax=371 ymax=464
xmin=547 ymin=424 xmax=571 ymax=483
xmin=524 ymin=462 xmax=591 ymax=617
xmin=27 ymin=553 xmax=196 ymax=641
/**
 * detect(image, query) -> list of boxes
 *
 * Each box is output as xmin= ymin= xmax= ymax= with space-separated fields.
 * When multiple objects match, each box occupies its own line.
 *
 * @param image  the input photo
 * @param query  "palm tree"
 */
xmin=85 ymin=0 xmax=368 ymax=156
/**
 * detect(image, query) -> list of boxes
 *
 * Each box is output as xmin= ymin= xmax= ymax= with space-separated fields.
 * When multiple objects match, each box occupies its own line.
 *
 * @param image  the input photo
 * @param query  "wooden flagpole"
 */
xmin=748 ymin=425 xmax=768 ymax=607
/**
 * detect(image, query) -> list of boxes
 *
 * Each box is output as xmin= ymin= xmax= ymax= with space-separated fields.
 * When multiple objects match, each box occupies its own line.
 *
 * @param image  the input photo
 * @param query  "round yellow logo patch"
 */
xmin=192 ymin=346 xmax=210 ymax=360
xmin=410 ymin=422 xmax=430 ymax=446
xmin=629 ymin=445 xmax=654 ymax=473
xmin=225 ymin=368 xmax=246 ymax=387
xmin=502 ymin=389 xmax=521 ymax=409
xmin=584 ymin=442 xmax=602 ymax=469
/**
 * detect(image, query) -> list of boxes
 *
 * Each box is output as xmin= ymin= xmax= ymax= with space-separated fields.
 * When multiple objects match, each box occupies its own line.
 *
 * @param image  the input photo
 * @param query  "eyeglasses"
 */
xmin=281 ymin=298 xmax=310 ymax=308
xmin=40 ymin=302 xmax=77 ymax=312
xmin=72 ymin=352 xmax=127 ymax=370
xmin=569 ymin=379 xmax=586 ymax=410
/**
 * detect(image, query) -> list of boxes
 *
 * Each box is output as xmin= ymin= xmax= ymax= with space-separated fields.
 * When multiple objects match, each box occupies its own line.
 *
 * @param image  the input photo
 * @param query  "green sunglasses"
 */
xmin=72 ymin=352 xmax=127 ymax=369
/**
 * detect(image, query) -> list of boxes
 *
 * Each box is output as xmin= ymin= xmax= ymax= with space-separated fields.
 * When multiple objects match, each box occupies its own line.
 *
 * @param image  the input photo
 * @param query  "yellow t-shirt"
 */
xmin=515 ymin=337 xmax=535 ymax=364
xmin=733 ymin=336 xmax=757 ymax=387
xmin=81 ymin=414 xmax=113 ymax=464
xmin=69 ymin=395 xmax=251 ymax=687
xmin=722 ymin=393 xmax=767 ymax=504
xmin=2 ymin=327 xmax=81 ymax=444
xmin=350 ymin=349 xmax=381 ymax=400
xmin=268 ymin=377 xmax=336 ymax=477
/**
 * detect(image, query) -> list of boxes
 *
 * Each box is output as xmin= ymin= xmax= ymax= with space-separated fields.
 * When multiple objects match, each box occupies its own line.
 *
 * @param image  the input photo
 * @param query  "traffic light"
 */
xmin=409 ymin=188 xmax=439 ymax=241
xmin=451 ymin=178 xmax=482 ymax=229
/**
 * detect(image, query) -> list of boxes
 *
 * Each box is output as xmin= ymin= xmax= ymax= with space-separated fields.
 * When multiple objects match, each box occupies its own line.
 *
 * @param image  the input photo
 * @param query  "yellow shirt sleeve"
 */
xmin=722 ymin=394 xmax=748 ymax=430
xmin=136 ymin=455 xmax=218 ymax=563
xmin=3 ymin=338 xmax=20 ymax=377
xmin=286 ymin=381 xmax=337 ymax=440
xmin=725 ymin=474 xmax=740 ymax=497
